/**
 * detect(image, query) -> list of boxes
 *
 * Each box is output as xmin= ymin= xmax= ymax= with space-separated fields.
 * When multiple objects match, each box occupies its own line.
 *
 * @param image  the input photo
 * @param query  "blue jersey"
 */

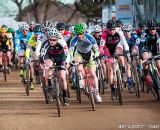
xmin=15 ymin=31 xmax=33 ymax=54
xmin=126 ymin=32 xmax=139 ymax=49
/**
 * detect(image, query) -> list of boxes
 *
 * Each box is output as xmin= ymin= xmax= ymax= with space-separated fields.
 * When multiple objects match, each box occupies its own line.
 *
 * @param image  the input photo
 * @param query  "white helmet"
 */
xmin=42 ymin=21 xmax=53 ymax=30
xmin=94 ymin=25 xmax=102 ymax=32
xmin=20 ymin=23 xmax=29 ymax=30
xmin=69 ymin=25 xmax=75 ymax=34
xmin=48 ymin=28 xmax=63 ymax=39
xmin=122 ymin=23 xmax=133 ymax=31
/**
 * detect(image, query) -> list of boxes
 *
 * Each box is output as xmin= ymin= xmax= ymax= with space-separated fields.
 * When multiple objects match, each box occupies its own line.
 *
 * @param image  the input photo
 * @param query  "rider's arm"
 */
xmin=117 ymin=30 xmax=129 ymax=51
xmin=59 ymin=39 xmax=69 ymax=62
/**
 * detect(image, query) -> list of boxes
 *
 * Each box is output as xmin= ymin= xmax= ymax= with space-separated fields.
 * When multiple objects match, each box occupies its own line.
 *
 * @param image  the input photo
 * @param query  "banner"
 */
xmin=115 ymin=0 xmax=133 ymax=24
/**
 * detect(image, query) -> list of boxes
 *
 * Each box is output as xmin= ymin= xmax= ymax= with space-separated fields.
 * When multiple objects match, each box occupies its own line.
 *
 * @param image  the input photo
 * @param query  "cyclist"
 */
xmin=35 ymin=21 xmax=53 ymax=58
xmin=40 ymin=28 xmax=69 ymax=106
xmin=70 ymin=23 xmax=102 ymax=103
xmin=122 ymin=23 xmax=140 ymax=93
xmin=0 ymin=26 xmax=14 ymax=71
xmin=99 ymin=20 xmax=129 ymax=99
xmin=29 ymin=21 xmax=36 ymax=32
xmin=25 ymin=24 xmax=42 ymax=89
xmin=91 ymin=24 xmax=107 ymax=83
xmin=15 ymin=23 xmax=33 ymax=78
xmin=140 ymin=19 xmax=160 ymax=85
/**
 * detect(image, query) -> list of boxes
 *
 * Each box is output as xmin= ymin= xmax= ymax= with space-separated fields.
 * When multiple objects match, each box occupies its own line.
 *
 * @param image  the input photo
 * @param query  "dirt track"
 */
xmin=0 ymin=71 xmax=160 ymax=130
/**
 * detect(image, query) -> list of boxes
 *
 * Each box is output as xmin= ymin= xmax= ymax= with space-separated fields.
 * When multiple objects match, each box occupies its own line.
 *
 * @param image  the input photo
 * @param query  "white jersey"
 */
xmin=35 ymin=33 xmax=48 ymax=57
xmin=115 ymin=27 xmax=129 ymax=51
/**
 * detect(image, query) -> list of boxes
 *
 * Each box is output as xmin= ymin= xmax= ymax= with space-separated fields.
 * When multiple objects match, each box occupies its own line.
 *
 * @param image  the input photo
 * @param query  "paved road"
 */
xmin=0 ymin=71 xmax=160 ymax=130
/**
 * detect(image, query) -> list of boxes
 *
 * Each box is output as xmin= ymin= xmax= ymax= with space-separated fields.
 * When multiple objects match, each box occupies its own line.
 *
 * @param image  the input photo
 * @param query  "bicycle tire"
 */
xmin=3 ymin=65 xmax=7 ymax=82
xmin=87 ymin=79 xmax=95 ymax=111
xmin=25 ymin=69 xmax=30 ymax=96
xmin=54 ymin=77 xmax=61 ymax=117
xmin=42 ymin=77 xmax=49 ymax=104
xmin=98 ymin=66 xmax=105 ymax=95
xmin=74 ymin=70 xmax=81 ymax=103
xmin=133 ymin=68 xmax=140 ymax=98
xmin=150 ymin=71 xmax=160 ymax=101
xmin=116 ymin=70 xmax=123 ymax=105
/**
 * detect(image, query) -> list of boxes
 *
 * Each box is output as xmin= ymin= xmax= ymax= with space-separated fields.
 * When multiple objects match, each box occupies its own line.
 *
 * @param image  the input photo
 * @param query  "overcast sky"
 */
xmin=0 ymin=0 xmax=75 ymax=18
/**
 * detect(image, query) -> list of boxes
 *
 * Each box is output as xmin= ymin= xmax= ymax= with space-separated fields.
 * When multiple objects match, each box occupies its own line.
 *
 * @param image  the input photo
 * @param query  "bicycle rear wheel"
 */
xmin=116 ymin=70 xmax=123 ymax=105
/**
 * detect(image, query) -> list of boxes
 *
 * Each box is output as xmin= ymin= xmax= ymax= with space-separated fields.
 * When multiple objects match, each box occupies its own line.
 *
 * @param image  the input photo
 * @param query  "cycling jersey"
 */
xmin=40 ymin=39 xmax=68 ymax=64
xmin=0 ymin=33 xmax=13 ymax=51
xmin=70 ymin=33 xmax=99 ymax=57
xmin=126 ymin=32 xmax=140 ymax=52
xmin=144 ymin=32 xmax=160 ymax=56
xmin=15 ymin=32 xmax=33 ymax=54
xmin=100 ymin=29 xmax=129 ymax=56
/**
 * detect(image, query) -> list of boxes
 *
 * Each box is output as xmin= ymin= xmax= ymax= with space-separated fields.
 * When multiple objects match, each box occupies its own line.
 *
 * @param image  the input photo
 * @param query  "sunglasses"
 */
xmin=109 ymin=28 xmax=115 ymax=31
xmin=124 ymin=30 xmax=131 ymax=33
xmin=22 ymin=30 xmax=29 ymax=32
xmin=49 ymin=39 xmax=57 ymax=42
xmin=149 ymin=28 xmax=156 ymax=31
xmin=77 ymin=33 xmax=84 ymax=36
xmin=59 ymin=28 xmax=65 ymax=31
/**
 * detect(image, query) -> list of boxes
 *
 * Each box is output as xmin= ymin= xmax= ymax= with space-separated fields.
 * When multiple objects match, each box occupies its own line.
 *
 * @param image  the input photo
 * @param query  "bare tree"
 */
xmin=74 ymin=0 xmax=102 ymax=19
xmin=11 ymin=0 xmax=24 ymax=21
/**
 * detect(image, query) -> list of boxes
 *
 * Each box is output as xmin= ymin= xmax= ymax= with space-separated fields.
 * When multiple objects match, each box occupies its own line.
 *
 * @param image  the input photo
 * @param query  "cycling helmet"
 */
xmin=69 ymin=25 xmax=75 ymax=34
xmin=48 ymin=28 xmax=62 ymax=39
xmin=30 ymin=21 xmax=36 ymax=25
xmin=42 ymin=21 xmax=53 ymax=30
xmin=74 ymin=23 xmax=86 ymax=34
xmin=116 ymin=19 xmax=123 ymax=27
xmin=0 ymin=27 xmax=7 ymax=33
xmin=122 ymin=23 xmax=133 ymax=32
xmin=147 ymin=19 xmax=157 ymax=29
xmin=106 ymin=20 xmax=116 ymax=29
xmin=21 ymin=23 xmax=29 ymax=30
xmin=138 ymin=21 xmax=146 ymax=28
xmin=7 ymin=27 xmax=15 ymax=33
xmin=56 ymin=22 xmax=66 ymax=30
xmin=34 ymin=24 xmax=42 ymax=34
xmin=94 ymin=25 xmax=102 ymax=32
xmin=1 ymin=24 xmax=8 ymax=29
xmin=93 ymin=17 xmax=102 ymax=25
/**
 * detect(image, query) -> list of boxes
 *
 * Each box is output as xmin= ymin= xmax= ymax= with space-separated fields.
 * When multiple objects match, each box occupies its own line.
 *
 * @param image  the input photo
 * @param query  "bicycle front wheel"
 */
xmin=116 ymin=70 xmax=123 ymax=105
xmin=87 ymin=80 xmax=95 ymax=111
xmin=54 ymin=77 xmax=61 ymax=117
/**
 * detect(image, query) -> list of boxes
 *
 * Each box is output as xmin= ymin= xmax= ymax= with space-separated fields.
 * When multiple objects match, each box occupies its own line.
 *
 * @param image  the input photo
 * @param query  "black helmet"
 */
xmin=138 ymin=21 xmax=146 ymax=28
xmin=116 ymin=19 xmax=122 ymax=27
xmin=106 ymin=20 xmax=116 ymax=29
xmin=56 ymin=22 xmax=66 ymax=30
xmin=34 ymin=24 xmax=42 ymax=34
xmin=147 ymin=19 xmax=157 ymax=29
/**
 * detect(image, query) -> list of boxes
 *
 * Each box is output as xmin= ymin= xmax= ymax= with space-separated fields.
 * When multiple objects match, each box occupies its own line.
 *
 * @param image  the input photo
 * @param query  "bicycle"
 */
xmin=44 ymin=63 xmax=67 ymax=117
xmin=70 ymin=56 xmax=103 ymax=111
xmin=141 ymin=54 xmax=160 ymax=101
xmin=95 ymin=55 xmax=105 ymax=95
xmin=105 ymin=53 xmax=124 ymax=105
xmin=130 ymin=53 xmax=142 ymax=98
